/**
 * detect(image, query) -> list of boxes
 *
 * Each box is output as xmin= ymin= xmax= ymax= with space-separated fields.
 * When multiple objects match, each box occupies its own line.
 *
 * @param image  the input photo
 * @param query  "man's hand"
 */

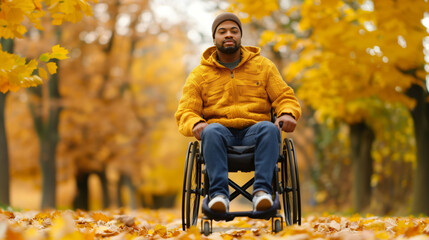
xmin=192 ymin=122 xmax=208 ymax=140
xmin=275 ymin=114 xmax=297 ymax=132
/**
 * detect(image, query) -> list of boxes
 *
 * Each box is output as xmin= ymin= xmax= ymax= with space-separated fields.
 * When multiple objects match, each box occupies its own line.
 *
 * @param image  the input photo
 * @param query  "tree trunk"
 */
xmin=98 ymin=171 xmax=110 ymax=209
xmin=29 ymin=59 xmax=62 ymax=209
xmin=117 ymin=174 xmax=138 ymax=209
xmin=0 ymin=38 xmax=14 ymax=206
xmin=73 ymin=172 xmax=90 ymax=210
xmin=407 ymin=84 xmax=429 ymax=215
xmin=73 ymin=170 xmax=110 ymax=210
xmin=0 ymin=92 xmax=9 ymax=206
xmin=349 ymin=122 xmax=375 ymax=212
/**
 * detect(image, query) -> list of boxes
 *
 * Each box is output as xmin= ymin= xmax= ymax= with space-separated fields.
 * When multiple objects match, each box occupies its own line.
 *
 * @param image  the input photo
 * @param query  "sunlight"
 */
xmin=364 ymin=21 xmax=376 ymax=32
xmin=116 ymin=14 xmax=131 ymax=35
xmin=361 ymin=0 xmax=374 ymax=11
xmin=422 ymin=13 xmax=429 ymax=29
xmin=136 ymin=11 xmax=152 ymax=33
xmin=397 ymin=35 xmax=407 ymax=48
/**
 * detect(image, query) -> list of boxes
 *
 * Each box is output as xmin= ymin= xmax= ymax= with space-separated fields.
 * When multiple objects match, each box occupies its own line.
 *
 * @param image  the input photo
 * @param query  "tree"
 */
xmin=407 ymin=80 xmax=429 ymax=215
xmin=290 ymin=0 xmax=428 ymax=215
xmin=54 ymin=0 xmax=191 ymax=210
xmin=0 ymin=0 xmax=96 ymax=209
xmin=0 ymin=38 xmax=13 ymax=206
xmin=56 ymin=0 xmax=150 ymax=210
xmin=28 ymin=41 xmax=64 ymax=209
xmin=229 ymin=0 xmax=428 ymax=213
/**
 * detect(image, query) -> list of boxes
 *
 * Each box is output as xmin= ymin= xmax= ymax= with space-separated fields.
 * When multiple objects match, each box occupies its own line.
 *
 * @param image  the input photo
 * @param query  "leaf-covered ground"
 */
xmin=1 ymin=208 xmax=429 ymax=239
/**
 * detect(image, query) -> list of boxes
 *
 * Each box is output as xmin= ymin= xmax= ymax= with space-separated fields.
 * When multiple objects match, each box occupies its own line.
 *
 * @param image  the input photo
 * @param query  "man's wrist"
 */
xmin=280 ymin=113 xmax=295 ymax=119
xmin=193 ymin=120 xmax=206 ymax=129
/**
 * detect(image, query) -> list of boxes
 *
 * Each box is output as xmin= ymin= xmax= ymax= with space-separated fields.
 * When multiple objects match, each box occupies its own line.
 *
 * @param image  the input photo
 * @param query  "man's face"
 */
xmin=214 ymin=20 xmax=241 ymax=54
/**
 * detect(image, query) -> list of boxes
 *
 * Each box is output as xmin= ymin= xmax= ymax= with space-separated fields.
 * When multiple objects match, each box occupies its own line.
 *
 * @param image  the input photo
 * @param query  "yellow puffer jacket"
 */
xmin=175 ymin=45 xmax=301 ymax=137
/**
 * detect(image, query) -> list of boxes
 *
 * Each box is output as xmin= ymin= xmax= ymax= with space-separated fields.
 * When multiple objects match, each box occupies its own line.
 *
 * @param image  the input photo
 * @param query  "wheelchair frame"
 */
xmin=181 ymin=136 xmax=301 ymax=235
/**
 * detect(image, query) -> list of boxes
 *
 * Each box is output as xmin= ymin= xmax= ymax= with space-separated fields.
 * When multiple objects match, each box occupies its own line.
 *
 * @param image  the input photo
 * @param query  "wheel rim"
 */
xmin=281 ymin=138 xmax=297 ymax=225
xmin=182 ymin=142 xmax=193 ymax=230
xmin=286 ymin=139 xmax=298 ymax=224
xmin=289 ymin=139 xmax=301 ymax=225
xmin=286 ymin=140 xmax=298 ymax=224
xmin=186 ymin=141 xmax=201 ymax=228
xmin=280 ymin=158 xmax=291 ymax=226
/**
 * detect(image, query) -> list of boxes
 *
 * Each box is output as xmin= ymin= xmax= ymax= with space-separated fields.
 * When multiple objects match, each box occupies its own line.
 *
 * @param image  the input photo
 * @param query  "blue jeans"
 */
xmin=201 ymin=121 xmax=281 ymax=199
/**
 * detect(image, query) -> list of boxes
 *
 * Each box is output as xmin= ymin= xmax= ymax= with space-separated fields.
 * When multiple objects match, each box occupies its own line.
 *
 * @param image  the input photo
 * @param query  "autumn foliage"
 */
xmin=0 ymin=0 xmax=96 ymax=93
xmin=4 ymin=0 xmax=192 ymax=210
xmin=2 ymin=208 xmax=429 ymax=239
xmin=229 ymin=0 xmax=429 ymax=215
xmin=2 ymin=2 xmax=429 ymax=239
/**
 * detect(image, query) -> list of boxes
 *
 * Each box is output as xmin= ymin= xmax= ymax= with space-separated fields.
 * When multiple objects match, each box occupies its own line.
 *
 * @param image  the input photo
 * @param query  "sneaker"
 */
xmin=253 ymin=191 xmax=273 ymax=211
xmin=208 ymin=194 xmax=229 ymax=213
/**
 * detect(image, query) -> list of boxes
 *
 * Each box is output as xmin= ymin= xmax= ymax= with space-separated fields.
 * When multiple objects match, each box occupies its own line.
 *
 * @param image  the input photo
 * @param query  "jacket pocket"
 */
xmin=236 ymin=79 xmax=267 ymax=99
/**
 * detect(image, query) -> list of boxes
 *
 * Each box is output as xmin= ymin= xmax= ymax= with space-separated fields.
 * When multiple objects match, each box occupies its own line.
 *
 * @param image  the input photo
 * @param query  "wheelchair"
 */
xmin=181 ymin=126 xmax=301 ymax=236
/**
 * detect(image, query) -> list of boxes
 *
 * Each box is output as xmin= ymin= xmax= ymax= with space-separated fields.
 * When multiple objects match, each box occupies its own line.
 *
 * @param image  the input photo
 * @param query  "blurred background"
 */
xmin=1 ymin=0 xmax=428 ymax=217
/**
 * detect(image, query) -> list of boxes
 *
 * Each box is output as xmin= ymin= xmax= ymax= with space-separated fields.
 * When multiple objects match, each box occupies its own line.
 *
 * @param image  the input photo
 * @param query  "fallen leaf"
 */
xmin=91 ymin=212 xmax=111 ymax=223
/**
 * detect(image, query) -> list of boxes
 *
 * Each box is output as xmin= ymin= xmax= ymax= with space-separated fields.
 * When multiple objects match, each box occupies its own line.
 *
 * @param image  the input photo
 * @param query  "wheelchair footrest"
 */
xmin=201 ymin=194 xmax=281 ymax=222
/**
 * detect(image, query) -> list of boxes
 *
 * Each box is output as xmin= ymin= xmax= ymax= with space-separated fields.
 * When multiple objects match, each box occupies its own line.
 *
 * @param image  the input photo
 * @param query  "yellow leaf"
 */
xmin=77 ymin=0 xmax=94 ymax=16
xmin=154 ymin=224 xmax=167 ymax=237
xmin=39 ymin=53 xmax=50 ymax=62
xmin=91 ymin=212 xmax=111 ymax=223
xmin=259 ymin=30 xmax=276 ymax=46
xmin=33 ymin=0 xmax=42 ymax=10
xmin=52 ymin=13 xmax=64 ymax=25
xmin=375 ymin=231 xmax=391 ymax=239
xmin=49 ymin=45 xmax=69 ymax=60
xmin=0 ymin=210 xmax=14 ymax=219
xmin=15 ymin=25 xmax=27 ymax=37
xmin=39 ymin=67 xmax=48 ymax=80
xmin=223 ymin=235 xmax=234 ymax=240
xmin=47 ymin=62 xmax=57 ymax=74
xmin=50 ymin=213 xmax=76 ymax=240
xmin=364 ymin=219 xmax=385 ymax=231
xmin=286 ymin=5 xmax=299 ymax=16
xmin=350 ymin=214 xmax=361 ymax=222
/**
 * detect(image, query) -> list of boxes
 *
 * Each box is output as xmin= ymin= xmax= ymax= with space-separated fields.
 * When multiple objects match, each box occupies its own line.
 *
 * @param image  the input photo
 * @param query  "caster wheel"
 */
xmin=203 ymin=221 xmax=210 ymax=236
xmin=273 ymin=219 xmax=282 ymax=233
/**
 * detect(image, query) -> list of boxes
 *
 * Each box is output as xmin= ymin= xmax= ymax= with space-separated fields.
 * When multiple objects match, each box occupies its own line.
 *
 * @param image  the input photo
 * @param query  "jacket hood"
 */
xmin=201 ymin=46 xmax=261 ymax=67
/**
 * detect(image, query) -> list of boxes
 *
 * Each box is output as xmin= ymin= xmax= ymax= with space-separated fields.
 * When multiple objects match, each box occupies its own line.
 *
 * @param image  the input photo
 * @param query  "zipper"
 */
xmin=230 ymin=69 xmax=238 ymax=117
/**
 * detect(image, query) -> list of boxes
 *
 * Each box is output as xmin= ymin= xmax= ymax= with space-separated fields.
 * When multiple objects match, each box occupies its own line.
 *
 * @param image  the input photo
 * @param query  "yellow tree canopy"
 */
xmin=290 ymin=0 xmax=427 ymax=124
xmin=231 ymin=0 xmax=428 ymax=124
xmin=0 ymin=0 xmax=96 ymax=93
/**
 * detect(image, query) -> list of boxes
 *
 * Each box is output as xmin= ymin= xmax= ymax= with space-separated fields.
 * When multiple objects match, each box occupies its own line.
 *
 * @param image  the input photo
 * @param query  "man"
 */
xmin=175 ymin=13 xmax=301 ymax=213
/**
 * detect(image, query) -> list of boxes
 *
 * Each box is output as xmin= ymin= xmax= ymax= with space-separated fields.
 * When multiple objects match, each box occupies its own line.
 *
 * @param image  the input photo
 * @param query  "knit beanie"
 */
xmin=212 ymin=12 xmax=242 ymax=39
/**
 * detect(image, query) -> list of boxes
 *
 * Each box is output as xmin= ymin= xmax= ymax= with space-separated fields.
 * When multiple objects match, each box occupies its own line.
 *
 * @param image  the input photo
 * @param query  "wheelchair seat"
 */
xmin=227 ymin=145 xmax=255 ymax=172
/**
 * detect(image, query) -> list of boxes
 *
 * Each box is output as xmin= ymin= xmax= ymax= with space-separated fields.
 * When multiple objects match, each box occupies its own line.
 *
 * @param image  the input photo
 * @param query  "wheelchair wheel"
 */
xmin=181 ymin=141 xmax=202 ymax=230
xmin=281 ymin=138 xmax=301 ymax=225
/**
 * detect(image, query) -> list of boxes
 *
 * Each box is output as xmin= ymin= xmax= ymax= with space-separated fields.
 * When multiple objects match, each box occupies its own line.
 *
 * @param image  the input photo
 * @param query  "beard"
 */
xmin=216 ymin=40 xmax=240 ymax=54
